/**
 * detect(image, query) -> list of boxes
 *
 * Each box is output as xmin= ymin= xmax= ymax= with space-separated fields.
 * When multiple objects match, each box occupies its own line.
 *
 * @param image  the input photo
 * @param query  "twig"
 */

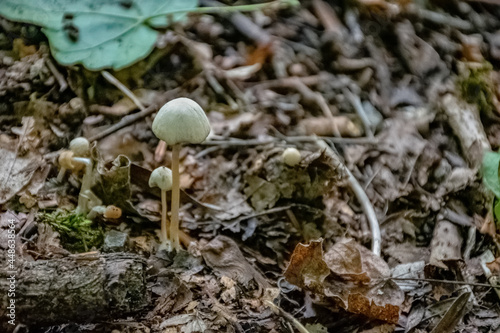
xmin=199 ymin=0 xmax=272 ymax=46
xmin=406 ymin=4 xmax=474 ymax=31
xmin=87 ymin=88 xmax=180 ymax=142
xmin=312 ymin=0 xmax=345 ymax=34
xmin=201 ymin=135 xmax=378 ymax=147
xmin=316 ymin=139 xmax=381 ymax=256
xmin=101 ymin=71 xmax=146 ymax=111
xmin=389 ymin=277 xmax=495 ymax=288
xmin=87 ymin=104 xmax=157 ymax=142
xmin=265 ymin=301 xmax=311 ymax=333
xmin=343 ymin=87 xmax=374 ymax=138
xmin=45 ymin=58 xmax=68 ymax=92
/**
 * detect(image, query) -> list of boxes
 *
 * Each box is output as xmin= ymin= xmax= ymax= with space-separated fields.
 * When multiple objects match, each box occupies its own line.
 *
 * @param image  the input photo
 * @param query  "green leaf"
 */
xmin=0 ymin=0 xmax=198 ymax=70
xmin=482 ymin=151 xmax=500 ymax=198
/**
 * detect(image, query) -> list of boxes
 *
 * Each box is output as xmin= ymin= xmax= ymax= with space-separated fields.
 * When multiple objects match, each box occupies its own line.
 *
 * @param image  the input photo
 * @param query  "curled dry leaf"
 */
xmin=284 ymin=239 xmax=404 ymax=323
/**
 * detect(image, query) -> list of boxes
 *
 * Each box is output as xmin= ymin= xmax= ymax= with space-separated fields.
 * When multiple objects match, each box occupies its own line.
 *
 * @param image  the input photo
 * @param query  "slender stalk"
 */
xmin=161 ymin=189 xmax=169 ymax=243
xmin=170 ymin=144 xmax=181 ymax=250
xmin=73 ymin=157 xmax=93 ymax=215
xmin=56 ymin=167 xmax=67 ymax=182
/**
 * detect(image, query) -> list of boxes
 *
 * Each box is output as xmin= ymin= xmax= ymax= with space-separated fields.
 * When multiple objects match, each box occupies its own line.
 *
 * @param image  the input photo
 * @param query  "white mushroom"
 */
xmin=149 ymin=166 xmax=173 ymax=244
xmin=152 ymin=98 xmax=211 ymax=250
xmin=282 ymin=147 xmax=301 ymax=167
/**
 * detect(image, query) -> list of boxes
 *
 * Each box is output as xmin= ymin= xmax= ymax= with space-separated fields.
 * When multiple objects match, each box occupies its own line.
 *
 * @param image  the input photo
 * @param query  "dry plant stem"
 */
xmin=264 ymin=301 xmax=311 ymax=333
xmin=87 ymin=104 xmax=157 ymax=142
xmin=101 ymin=71 xmax=146 ymax=111
xmin=45 ymin=58 xmax=68 ymax=92
xmin=343 ymin=87 xmax=374 ymax=138
xmin=316 ymin=139 xmax=381 ymax=256
xmin=161 ymin=189 xmax=169 ymax=243
xmin=170 ymin=144 xmax=181 ymax=250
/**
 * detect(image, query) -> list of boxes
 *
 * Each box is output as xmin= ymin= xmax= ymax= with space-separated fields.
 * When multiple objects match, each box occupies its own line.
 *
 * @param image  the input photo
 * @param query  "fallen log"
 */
xmin=0 ymin=252 xmax=149 ymax=331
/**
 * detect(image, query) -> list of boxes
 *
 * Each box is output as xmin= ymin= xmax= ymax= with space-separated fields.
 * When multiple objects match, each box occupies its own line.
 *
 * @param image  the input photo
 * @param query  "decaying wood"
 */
xmin=0 ymin=253 xmax=148 ymax=330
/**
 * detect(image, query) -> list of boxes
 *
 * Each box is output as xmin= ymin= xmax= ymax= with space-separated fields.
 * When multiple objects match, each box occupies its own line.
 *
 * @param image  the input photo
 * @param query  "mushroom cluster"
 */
xmin=151 ymin=98 xmax=211 ymax=250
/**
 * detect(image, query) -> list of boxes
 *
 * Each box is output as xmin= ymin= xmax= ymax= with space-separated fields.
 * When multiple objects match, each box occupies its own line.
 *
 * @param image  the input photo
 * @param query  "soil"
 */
xmin=1 ymin=0 xmax=500 ymax=332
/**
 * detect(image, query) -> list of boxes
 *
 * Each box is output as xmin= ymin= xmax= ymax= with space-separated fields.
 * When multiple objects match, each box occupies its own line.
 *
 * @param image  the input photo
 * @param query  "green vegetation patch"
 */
xmin=39 ymin=210 xmax=104 ymax=252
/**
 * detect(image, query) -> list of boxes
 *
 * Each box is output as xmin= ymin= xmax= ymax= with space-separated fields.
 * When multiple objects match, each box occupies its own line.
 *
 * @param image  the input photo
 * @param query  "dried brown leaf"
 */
xmin=324 ymin=239 xmax=389 ymax=283
xmin=202 ymin=236 xmax=270 ymax=289
xmin=284 ymin=239 xmax=404 ymax=323
xmin=0 ymin=148 xmax=42 ymax=204
xmin=283 ymin=239 xmax=330 ymax=293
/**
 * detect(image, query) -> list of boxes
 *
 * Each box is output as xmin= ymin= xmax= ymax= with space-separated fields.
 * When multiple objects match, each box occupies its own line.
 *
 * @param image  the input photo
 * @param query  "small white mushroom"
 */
xmin=149 ymin=166 xmax=173 ymax=244
xmin=282 ymin=147 xmax=301 ymax=167
xmin=152 ymin=98 xmax=211 ymax=250
xmin=69 ymin=137 xmax=90 ymax=157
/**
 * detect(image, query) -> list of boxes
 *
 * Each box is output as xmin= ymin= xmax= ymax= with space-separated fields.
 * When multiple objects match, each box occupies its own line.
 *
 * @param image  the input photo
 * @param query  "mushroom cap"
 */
xmin=104 ymin=205 xmax=122 ymax=219
xmin=149 ymin=166 xmax=173 ymax=191
xmin=282 ymin=147 xmax=301 ymax=166
xmin=58 ymin=150 xmax=75 ymax=169
xmin=152 ymin=98 xmax=211 ymax=146
xmin=69 ymin=137 xmax=90 ymax=156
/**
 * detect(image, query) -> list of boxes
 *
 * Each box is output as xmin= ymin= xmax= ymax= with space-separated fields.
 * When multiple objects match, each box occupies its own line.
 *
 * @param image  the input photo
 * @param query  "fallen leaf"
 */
xmin=0 ymin=148 xmax=42 ymax=204
xmin=284 ymin=239 xmax=330 ymax=293
xmin=284 ymin=239 xmax=404 ymax=323
xmin=202 ymin=235 xmax=270 ymax=289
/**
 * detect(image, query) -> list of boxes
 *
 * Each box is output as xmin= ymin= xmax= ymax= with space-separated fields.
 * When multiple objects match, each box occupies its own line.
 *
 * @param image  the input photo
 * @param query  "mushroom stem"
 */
xmin=73 ymin=157 xmax=93 ymax=214
xmin=161 ymin=189 xmax=169 ymax=243
xmin=170 ymin=144 xmax=181 ymax=250
xmin=56 ymin=167 xmax=67 ymax=183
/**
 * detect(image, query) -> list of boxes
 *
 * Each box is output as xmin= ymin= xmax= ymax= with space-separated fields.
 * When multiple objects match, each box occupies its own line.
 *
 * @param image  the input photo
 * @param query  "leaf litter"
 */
xmin=2 ymin=0 xmax=500 ymax=332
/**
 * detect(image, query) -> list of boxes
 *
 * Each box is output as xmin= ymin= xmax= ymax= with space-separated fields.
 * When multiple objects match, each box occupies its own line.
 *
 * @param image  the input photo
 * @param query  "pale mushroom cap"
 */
xmin=69 ymin=137 xmax=90 ymax=156
xmin=282 ymin=147 xmax=301 ymax=166
xmin=58 ymin=150 xmax=75 ymax=169
xmin=149 ymin=166 xmax=173 ymax=191
xmin=152 ymin=98 xmax=211 ymax=146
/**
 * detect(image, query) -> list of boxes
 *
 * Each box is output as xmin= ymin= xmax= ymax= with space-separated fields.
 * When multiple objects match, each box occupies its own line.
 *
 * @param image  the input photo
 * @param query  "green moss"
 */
xmin=38 ymin=210 xmax=104 ymax=252
xmin=457 ymin=62 xmax=495 ymax=115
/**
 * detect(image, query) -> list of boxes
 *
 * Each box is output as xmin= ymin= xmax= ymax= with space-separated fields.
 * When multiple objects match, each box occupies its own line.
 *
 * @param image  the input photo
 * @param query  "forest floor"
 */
xmin=1 ymin=0 xmax=500 ymax=332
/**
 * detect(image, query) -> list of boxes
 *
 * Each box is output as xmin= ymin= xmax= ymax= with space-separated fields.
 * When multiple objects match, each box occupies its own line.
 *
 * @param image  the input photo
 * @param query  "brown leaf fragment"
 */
xmin=429 ymin=220 xmax=462 ymax=269
xmin=486 ymin=257 xmax=500 ymax=274
xmin=202 ymin=236 xmax=270 ymax=289
xmin=429 ymin=292 xmax=471 ymax=333
xmin=283 ymin=239 xmax=330 ymax=293
xmin=0 ymin=148 xmax=42 ymax=204
xmin=346 ymin=284 xmax=402 ymax=324
xmin=324 ymin=239 xmax=389 ymax=283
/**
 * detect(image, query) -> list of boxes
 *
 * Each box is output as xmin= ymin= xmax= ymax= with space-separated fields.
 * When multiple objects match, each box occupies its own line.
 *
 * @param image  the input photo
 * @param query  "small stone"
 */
xmin=103 ymin=230 xmax=129 ymax=252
